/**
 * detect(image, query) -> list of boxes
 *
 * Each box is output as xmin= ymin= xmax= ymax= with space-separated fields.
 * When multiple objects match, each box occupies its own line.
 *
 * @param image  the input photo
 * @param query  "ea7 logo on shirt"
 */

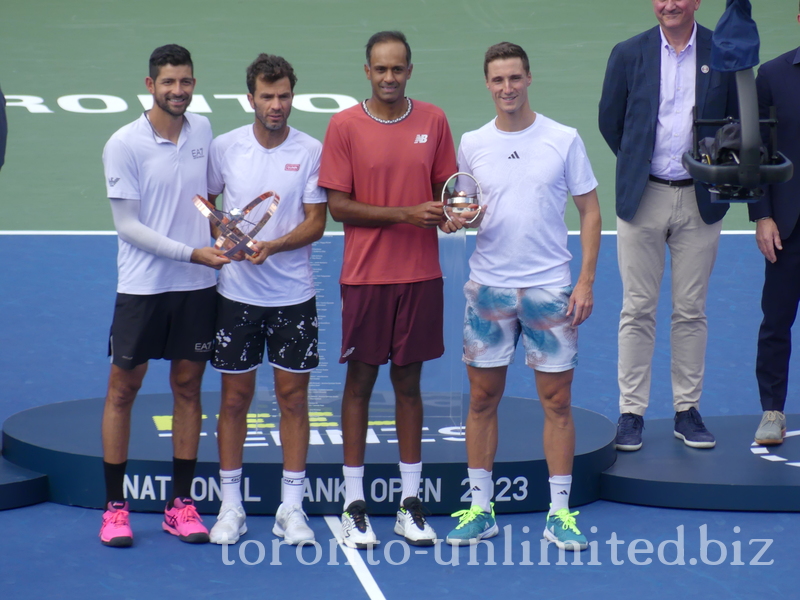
xmin=414 ymin=134 xmax=428 ymax=144
xmin=285 ymin=164 xmax=300 ymax=171
xmin=192 ymin=148 xmax=205 ymax=159
xmin=108 ymin=177 xmax=120 ymax=187
xmin=195 ymin=342 xmax=212 ymax=352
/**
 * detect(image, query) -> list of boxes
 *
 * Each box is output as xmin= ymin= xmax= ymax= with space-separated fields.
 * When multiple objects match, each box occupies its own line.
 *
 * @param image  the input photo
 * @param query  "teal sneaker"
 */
xmin=543 ymin=508 xmax=588 ymax=551
xmin=445 ymin=504 xmax=499 ymax=545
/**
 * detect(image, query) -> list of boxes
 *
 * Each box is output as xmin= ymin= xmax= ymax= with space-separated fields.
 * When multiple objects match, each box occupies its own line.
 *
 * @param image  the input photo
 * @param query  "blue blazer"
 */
xmin=747 ymin=47 xmax=800 ymax=239
xmin=598 ymin=24 xmax=738 ymax=224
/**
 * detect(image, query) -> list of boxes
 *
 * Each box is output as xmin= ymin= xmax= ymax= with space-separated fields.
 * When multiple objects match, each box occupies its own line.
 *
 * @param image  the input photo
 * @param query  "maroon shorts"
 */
xmin=340 ymin=278 xmax=444 ymax=366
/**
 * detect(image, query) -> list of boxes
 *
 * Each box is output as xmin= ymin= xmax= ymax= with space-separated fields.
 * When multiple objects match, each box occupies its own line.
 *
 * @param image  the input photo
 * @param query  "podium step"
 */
xmin=601 ymin=414 xmax=800 ymax=511
xmin=0 ymin=454 xmax=47 ymax=510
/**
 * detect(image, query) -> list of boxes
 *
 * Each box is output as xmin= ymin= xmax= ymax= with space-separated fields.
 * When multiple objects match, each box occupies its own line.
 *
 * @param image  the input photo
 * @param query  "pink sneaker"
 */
xmin=162 ymin=497 xmax=209 ymax=543
xmin=100 ymin=501 xmax=133 ymax=547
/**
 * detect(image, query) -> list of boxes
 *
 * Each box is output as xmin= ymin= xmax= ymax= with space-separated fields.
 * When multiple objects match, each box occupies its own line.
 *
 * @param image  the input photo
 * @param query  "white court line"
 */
xmin=324 ymin=515 xmax=386 ymax=600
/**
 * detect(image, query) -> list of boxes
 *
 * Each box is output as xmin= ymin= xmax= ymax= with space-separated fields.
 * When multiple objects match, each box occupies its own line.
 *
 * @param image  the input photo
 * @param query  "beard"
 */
xmin=256 ymin=111 xmax=286 ymax=132
xmin=154 ymin=93 xmax=190 ymax=117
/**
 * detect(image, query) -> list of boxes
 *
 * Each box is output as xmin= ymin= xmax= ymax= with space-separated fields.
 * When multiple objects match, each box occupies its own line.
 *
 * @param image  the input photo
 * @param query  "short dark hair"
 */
xmin=246 ymin=54 xmax=297 ymax=94
xmin=149 ymin=44 xmax=193 ymax=80
xmin=483 ymin=42 xmax=530 ymax=78
xmin=365 ymin=31 xmax=411 ymax=66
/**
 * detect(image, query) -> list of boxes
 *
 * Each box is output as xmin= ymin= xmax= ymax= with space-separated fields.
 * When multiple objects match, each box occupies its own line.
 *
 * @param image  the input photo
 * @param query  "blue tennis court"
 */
xmin=2 ymin=1 xmax=800 ymax=598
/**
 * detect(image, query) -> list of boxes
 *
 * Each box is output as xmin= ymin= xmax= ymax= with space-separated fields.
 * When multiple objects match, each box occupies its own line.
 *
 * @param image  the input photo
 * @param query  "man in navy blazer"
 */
xmin=748 ymin=6 xmax=800 ymax=446
xmin=599 ymin=0 xmax=737 ymax=452
xmin=0 ymin=85 xmax=6 ymax=171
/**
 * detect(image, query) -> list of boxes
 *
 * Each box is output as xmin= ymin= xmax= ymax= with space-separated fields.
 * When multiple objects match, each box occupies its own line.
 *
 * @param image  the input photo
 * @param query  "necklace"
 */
xmin=362 ymin=98 xmax=412 ymax=124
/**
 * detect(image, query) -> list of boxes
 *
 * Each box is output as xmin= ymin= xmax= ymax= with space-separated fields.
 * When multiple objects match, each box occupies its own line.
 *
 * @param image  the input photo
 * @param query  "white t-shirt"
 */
xmin=103 ymin=112 xmax=215 ymax=295
xmin=208 ymin=125 xmax=326 ymax=307
xmin=457 ymin=114 xmax=598 ymax=289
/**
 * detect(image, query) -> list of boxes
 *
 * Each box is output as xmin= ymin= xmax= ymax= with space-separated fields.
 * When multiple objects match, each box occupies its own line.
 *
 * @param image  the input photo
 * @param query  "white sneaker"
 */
xmin=394 ymin=497 xmax=436 ymax=546
xmin=341 ymin=500 xmax=378 ymax=549
xmin=272 ymin=503 xmax=315 ymax=545
xmin=209 ymin=503 xmax=247 ymax=544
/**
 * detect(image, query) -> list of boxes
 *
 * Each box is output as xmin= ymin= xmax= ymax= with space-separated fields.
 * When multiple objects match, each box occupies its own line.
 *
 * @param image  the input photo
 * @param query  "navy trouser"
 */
xmin=757 ymin=224 xmax=800 ymax=411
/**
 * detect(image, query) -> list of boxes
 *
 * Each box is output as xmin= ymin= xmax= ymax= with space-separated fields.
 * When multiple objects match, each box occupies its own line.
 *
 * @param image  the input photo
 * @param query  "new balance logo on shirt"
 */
xmin=414 ymin=134 xmax=428 ymax=144
xmin=508 ymin=151 xmax=520 ymax=159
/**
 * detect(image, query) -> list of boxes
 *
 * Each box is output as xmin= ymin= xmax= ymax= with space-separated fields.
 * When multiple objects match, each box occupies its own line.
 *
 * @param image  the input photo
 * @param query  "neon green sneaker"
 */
xmin=543 ymin=508 xmax=588 ymax=551
xmin=445 ymin=503 xmax=499 ymax=545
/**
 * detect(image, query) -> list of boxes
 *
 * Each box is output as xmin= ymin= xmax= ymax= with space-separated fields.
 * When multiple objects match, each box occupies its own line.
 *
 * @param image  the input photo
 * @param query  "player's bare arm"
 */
xmin=247 ymin=202 xmax=327 ymax=265
xmin=327 ymin=188 xmax=444 ymax=228
xmin=567 ymin=188 xmax=601 ymax=326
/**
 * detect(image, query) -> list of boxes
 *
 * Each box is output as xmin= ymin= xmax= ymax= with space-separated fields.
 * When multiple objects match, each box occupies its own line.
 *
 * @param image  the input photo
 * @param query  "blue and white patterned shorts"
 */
xmin=462 ymin=280 xmax=578 ymax=372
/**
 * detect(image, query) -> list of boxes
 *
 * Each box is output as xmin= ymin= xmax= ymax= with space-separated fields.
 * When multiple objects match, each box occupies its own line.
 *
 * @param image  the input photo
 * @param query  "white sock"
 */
xmin=399 ymin=461 xmax=422 ymax=503
xmin=343 ymin=465 xmax=365 ymax=509
xmin=220 ymin=468 xmax=243 ymax=506
xmin=549 ymin=474 xmax=572 ymax=514
xmin=468 ymin=468 xmax=493 ymax=513
xmin=282 ymin=469 xmax=305 ymax=507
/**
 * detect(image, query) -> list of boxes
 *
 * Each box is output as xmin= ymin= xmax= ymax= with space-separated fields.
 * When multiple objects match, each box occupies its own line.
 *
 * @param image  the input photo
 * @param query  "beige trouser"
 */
xmin=617 ymin=180 xmax=723 ymax=416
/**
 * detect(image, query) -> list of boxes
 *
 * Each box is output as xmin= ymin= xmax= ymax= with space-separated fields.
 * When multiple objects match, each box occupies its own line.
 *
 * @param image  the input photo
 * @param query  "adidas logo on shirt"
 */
xmin=508 ymin=151 xmax=520 ymax=159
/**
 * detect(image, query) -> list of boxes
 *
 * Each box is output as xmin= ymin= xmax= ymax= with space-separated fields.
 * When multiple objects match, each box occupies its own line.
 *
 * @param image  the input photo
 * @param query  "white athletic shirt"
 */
xmin=208 ymin=125 xmax=326 ymax=307
xmin=457 ymin=114 xmax=598 ymax=289
xmin=102 ymin=112 xmax=215 ymax=295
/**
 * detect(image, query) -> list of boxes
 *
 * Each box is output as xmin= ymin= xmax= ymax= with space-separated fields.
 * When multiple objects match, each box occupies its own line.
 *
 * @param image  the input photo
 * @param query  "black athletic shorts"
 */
xmin=108 ymin=286 xmax=217 ymax=370
xmin=211 ymin=294 xmax=319 ymax=373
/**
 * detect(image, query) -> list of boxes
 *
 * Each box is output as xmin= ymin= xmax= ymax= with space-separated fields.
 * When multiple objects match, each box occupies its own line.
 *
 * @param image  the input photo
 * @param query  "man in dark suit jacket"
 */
xmin=599 ymin=0 xmax=737 ymax=452
xmin=0 ymin=85 xmax=7 ymax=171
xmin=748 ymin=7 xmax=800 ymax=446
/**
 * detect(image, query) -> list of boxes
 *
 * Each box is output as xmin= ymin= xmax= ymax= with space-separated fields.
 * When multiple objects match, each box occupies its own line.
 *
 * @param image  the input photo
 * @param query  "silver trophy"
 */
xmin=192 ymin=192 xmax=280 ymax=257
xmin=441 ymin=172 xmax=483 ymax=225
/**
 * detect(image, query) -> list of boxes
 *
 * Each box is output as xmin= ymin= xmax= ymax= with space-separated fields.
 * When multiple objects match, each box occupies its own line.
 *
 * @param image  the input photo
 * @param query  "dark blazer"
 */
xmin=0 ymin=85 xmax=6 ymax=171
xmin=747 ymin=47 xmax=800 ymax=239
xmin=599 ymin=24 xmax=738 ymax=224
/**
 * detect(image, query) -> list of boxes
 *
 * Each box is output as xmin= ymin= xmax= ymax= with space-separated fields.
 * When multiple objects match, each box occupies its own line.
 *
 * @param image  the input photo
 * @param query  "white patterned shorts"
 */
xmin=462 ymin=280 xmax=578 ymax=372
